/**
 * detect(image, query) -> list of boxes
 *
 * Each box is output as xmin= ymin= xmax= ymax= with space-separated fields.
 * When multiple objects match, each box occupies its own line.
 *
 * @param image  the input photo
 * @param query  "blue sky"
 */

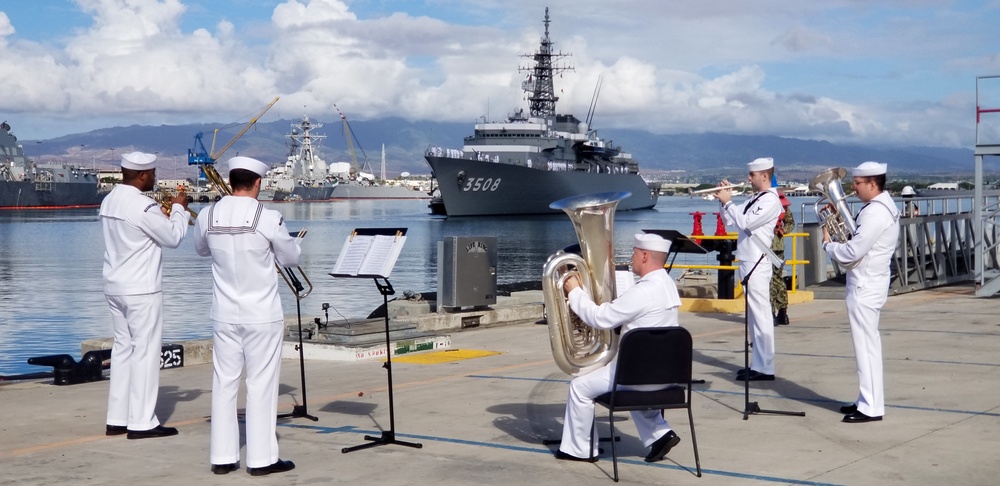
xmin=1 ymin=0 xmax=999 ymax=149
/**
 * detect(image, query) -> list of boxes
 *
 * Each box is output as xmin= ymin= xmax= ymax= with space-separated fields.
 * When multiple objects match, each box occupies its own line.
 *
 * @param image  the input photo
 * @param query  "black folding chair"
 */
xmin=593 ymin=327 xmax=702 ymax=481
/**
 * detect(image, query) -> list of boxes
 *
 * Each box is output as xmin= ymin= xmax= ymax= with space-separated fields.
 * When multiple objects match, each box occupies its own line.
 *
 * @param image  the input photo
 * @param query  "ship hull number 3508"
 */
xmin=462 ymin=177 xmax=501 ymax=192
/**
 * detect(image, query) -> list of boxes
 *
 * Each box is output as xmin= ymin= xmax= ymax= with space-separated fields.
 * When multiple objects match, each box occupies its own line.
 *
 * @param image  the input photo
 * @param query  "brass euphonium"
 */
xmin=809 ymin=167 xmax=857 ymax=243
xmin=542 ymin=191 xmax=630 ymax=376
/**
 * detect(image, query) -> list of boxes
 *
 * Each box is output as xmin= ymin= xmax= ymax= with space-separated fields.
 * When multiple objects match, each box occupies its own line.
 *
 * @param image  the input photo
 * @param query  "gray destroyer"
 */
xmin=424 ymin=9 xmax=658 ymax=217
xmin=1 ymin=121 xmax=106 ymax=209
xmin=261 ymin=115 xmax=429 ymax=201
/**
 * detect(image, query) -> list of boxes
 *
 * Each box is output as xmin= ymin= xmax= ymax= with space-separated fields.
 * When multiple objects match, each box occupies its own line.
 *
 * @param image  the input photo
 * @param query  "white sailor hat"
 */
xmin=634 ymin=233 xmax=672 ymax=254
xmin=120 ymin=151 xmax=157 ymax=170
xmin=227 ymin=156 xmax=269 ymax=177
xmin=852 ymin=161 xmax=887 ymax=177
xmin=747 ymin=157 xmax=774 ymax=172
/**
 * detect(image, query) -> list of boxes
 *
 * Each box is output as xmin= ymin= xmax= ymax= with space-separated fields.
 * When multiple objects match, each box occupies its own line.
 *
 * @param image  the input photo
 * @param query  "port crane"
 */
xmin=188 ymin=97 xmax=280 ymax=191
xmin=334 ymin=104 xmax=375 ymax=181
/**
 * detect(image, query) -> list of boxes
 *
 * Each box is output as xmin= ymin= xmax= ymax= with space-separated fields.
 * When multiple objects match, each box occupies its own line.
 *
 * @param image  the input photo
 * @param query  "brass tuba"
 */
xmin=809 ymin=167 xmax=857 ymax=243
xmin=542 ymin=191 xmax=629 ymax=376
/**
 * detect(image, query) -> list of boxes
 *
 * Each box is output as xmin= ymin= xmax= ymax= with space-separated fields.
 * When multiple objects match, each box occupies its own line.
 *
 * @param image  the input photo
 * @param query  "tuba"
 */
xmin=542 ymin=191 xmax=629 ymax=376
xmin=809 ymin=167 xmax=857 ymax=243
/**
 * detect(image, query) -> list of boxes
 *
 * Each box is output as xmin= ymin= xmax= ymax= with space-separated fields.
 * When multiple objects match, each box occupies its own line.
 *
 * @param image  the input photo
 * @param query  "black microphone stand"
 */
xmin=278 ymin=266 xmax=318 ymax=421
xmin=741 ymin=253 xmax=805 ymax=420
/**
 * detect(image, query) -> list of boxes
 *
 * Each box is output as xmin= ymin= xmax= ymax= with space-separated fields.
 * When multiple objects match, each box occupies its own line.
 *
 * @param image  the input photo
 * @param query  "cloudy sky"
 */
xmin=1 ymin=0 xmax=999 ymax=148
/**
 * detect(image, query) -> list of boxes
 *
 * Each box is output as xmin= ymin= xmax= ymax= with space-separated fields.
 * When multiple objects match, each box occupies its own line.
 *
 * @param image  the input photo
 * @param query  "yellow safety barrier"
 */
xmin=667 ymin=232 xmax=811 ymax=297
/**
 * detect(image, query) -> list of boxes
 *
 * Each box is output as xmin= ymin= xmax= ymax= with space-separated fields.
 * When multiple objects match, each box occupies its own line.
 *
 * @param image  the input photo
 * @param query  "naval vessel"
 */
xmin=261 ymin=115 xmax=429 ymax=201
xmin=424 ymin=9 xmax=659 ymax=217
xmin=1 ymin=121 xmax=106 ymax=209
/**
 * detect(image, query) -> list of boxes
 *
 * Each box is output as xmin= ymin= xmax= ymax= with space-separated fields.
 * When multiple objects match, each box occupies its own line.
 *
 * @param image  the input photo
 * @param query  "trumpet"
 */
xmin=155 ymin=190 xmax=198 ymax=225
xmin=688 ymin=184 xmax=746 ymax=195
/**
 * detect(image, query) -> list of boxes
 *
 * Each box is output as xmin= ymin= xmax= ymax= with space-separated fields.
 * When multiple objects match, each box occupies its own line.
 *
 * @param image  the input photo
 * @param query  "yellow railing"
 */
xmin=668 ymin=232 xmax=810 ymax=295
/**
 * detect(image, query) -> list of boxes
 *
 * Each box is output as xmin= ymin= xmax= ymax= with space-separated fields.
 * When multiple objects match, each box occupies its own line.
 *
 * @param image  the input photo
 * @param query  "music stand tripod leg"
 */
xmin=740 ymin=255 xmax=805 ymax=420
xmin=342 ymin=277 xmax=423 ymax=453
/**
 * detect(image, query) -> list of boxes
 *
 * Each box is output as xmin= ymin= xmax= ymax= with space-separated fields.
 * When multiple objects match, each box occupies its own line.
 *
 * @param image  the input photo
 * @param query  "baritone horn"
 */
xmin=809 ymin=167 xmax=857 ymax=243
xmin=542 ymin=191 xmax=629 ymax=376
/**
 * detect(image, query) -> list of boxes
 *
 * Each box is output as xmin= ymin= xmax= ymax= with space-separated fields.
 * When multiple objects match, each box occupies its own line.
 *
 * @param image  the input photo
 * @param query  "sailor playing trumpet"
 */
xmin=716 ymin=157 xmax=782 ymax=381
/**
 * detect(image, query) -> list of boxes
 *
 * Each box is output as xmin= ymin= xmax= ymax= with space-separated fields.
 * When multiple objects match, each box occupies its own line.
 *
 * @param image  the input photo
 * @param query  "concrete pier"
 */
xmin=2 ymin=283 xmax=995 ymax=484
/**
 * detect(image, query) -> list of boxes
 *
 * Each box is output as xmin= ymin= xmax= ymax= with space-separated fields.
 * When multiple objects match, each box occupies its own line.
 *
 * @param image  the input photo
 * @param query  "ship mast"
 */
xmin=520 ymin=7 xmax=574 ymax=118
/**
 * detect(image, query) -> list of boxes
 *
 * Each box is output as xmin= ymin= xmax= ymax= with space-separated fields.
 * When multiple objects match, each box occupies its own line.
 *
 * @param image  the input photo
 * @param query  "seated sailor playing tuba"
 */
xmin=553 ymin=233 xmax=685 ymax=464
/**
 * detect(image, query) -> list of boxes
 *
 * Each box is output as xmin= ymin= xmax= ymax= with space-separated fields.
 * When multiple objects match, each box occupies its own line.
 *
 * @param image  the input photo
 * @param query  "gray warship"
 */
xmin=260 ymin=115 xmax=338 ymax=202
xmin=261 ymin=115 xmax=429 ymax=201
xmin=1 ymin=121 xmax=106 ymax=209
xmin=424 ymin=9 xmax=659 ymax=217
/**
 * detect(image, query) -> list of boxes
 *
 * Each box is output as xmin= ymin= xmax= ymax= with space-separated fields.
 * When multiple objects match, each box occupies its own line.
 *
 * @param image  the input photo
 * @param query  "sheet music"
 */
xmin=358 ymin=235 xmax=401 ymax=276
xmin=332 ymin=235 xmax=375 ymax=276
xmin=330 ymin=231 xmax=406 ymax=278
xmin=615 ymin=269 xmax=636 ymax=298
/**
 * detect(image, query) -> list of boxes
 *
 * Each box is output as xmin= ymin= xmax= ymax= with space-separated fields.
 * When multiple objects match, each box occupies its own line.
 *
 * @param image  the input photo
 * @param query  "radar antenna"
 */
xmin=519 ymin=8 xmax=574 ymax=118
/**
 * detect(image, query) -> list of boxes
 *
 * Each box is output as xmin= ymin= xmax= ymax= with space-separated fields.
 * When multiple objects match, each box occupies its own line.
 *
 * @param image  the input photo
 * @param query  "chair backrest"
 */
xmin=612 ymin=327 xmax=692 ymax=387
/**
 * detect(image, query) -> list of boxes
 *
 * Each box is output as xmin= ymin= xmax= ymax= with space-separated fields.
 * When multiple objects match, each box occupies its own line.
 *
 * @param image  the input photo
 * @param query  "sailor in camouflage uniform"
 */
xmin=770 ymin=179 xmax=794 ymax=326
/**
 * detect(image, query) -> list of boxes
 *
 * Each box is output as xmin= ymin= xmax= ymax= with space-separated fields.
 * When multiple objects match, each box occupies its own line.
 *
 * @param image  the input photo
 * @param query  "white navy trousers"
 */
xmin=105 ymin=292 xmax=163 ymax=431
xmin=846 ymin=284 xmax=886 ymax=417
xmin=210 ymin=320 xmax=284 ymax=468
xmin=559 ymin=361 xmax=671 ymax=458
xmin=741 ymin=259 xmax=775 ymax=375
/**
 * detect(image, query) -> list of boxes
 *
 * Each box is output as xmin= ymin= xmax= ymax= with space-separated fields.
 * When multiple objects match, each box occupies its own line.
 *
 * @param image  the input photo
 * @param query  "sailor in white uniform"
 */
xmin=556 ymin=233 xmax=683 ymax=464
xmin=101 ymin=151 xmax=189 ymax=439
xmin=717 ymin=157 xmax=782 ymax=380
xmin=823 ymin=161 xmax=899 ymax=423
xmin=194 ymin=156 xmax=301 ymax=476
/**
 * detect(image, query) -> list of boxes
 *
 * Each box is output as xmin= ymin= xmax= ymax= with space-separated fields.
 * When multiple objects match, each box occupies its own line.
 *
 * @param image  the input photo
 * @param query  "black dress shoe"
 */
xmin=736 ymin=369 xmax=775 ymax=381
xmin=248 ymin=459 xmax=295 ymax=476
xmin=554 ymin=450 xmax=599 ymax=463
xmin=842 ymin=411 xmax=883 ymax=423
xmin=211 ymin=463 xmax=239 ymax=475
xmin=839 ymin=403 xmax=858 ymax=414
xmin=644 ymin=430 xmax=680 ymax=463
xmin=126 ymin=425 xmax=179 ymax=439
xmin=106 ymin=425 xmax=127 ymax=436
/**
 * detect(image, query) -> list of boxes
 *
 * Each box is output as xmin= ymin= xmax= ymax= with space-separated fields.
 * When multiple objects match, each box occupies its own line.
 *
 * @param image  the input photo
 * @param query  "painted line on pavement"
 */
xmin=281 ymin=422 xmax=843 ymax=486
xmin=466 ymin=375 xmax=1000 ymax=418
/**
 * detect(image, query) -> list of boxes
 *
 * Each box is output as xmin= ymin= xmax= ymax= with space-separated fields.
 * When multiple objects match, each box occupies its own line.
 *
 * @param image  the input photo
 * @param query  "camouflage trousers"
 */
xmin=770 ymin=250 xmax=787 ymax=311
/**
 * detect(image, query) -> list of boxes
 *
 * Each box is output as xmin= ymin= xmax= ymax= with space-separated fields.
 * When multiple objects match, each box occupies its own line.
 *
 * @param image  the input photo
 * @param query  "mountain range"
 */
xmin=18 ymin=116 xmax=985 ymax=183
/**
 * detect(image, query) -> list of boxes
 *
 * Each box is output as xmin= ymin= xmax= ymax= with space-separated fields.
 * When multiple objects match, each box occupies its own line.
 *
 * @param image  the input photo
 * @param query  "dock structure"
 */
xmin=974 ymin=74 xmax=1000 ymax=296
xmin=1 ymin=283 xmax=997 ymax=484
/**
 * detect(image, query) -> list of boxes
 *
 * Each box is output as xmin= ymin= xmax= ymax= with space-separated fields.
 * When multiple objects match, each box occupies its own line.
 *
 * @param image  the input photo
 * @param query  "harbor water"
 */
xmin=0 ymin=196 xmax=813 ymax=376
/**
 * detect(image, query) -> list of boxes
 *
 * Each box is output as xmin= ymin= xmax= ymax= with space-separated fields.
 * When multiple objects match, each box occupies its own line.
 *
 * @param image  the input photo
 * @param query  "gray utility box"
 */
xmin=438 ymin=236 xmax=497 ymax=309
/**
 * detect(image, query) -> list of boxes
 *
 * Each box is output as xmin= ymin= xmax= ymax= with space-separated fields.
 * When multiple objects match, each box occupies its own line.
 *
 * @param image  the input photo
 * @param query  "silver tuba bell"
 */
xmin=542 ymin=191 xmax=630 ymax=376
xmin=809 ymin=167 xmax=857 ymax=243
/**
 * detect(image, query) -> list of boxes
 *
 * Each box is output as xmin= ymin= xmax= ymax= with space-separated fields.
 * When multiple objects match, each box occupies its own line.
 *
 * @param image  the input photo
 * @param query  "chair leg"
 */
xmin=687 ymin=407 xmax=701 ymax=477
xmin=609 ymin=411 xmax=619 ymax=482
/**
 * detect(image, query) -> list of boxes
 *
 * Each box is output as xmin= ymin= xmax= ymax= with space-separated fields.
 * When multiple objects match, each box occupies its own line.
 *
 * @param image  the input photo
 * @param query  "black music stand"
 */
xmin=641 ymin=229 xmax=709 ymax=273
xmin=330 ymin=227 xmax=422 ymax=453
xmin=277 ymin=251 xmax=318 ymax=422
xmin=740 ymin=253 xmax=805 ymax=420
